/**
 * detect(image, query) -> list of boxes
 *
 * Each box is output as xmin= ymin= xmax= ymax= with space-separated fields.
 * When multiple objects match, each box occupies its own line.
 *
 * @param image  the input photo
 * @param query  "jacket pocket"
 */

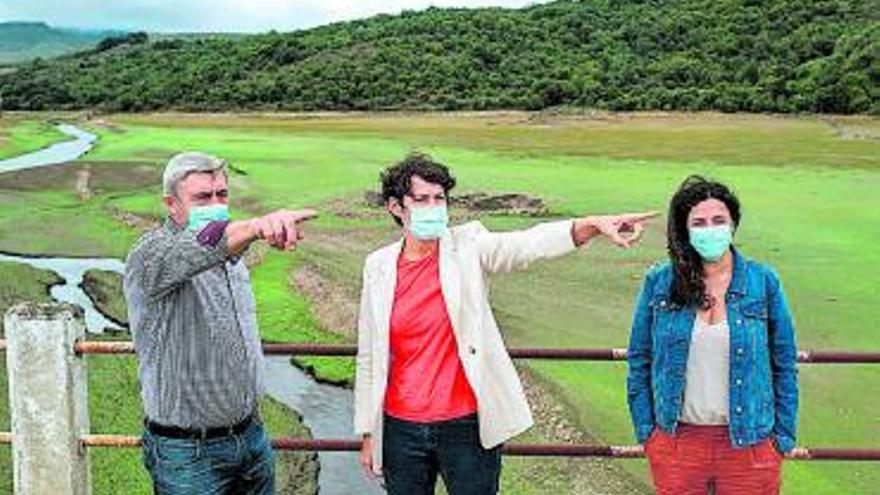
xmin=649 ymin=296 xmax=684 ymax=344
xmin=740 ymin=299 xmax=772 ymax=358
xmin=750 ymin=438 xmax=784 ymax=467
xmin=153 ymin=438 xmax=203 ymax=469
xmin=741 ymin=300 xmax=769 ymax=321
xmin=645 ymin=427 xmax=676 ymax=460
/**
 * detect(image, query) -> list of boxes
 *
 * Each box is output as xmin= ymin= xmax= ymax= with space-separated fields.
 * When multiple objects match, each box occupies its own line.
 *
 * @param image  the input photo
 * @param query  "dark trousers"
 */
xmin=383 ymin=413 xmax=501 ymax=495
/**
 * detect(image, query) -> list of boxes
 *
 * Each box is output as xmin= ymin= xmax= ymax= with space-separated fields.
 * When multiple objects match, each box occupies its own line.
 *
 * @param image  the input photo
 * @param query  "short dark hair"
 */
xmin=380 ymin=153 xmax=457 ymax=226
xmin=667 ymin=175 xmax=742 ymax=309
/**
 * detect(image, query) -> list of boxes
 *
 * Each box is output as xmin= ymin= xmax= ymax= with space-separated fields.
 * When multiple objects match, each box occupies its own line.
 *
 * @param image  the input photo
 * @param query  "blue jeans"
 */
xmin=142 ymin=420 xmax=275 ymax=495
xmin=383 ymin=413 xmax=501 ymax=495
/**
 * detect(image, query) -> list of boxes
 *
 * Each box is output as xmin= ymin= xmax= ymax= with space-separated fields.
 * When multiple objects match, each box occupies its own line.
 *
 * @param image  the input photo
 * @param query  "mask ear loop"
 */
xmin=393 ymin=199 xmax=409 ymax=226
xmin=168 ymin=196 xmax=187 ymax=226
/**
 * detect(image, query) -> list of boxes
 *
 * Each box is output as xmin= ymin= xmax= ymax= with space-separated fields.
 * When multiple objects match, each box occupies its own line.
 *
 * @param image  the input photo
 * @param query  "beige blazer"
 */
xmin=354 ymin=219 xmax=578 ymax=474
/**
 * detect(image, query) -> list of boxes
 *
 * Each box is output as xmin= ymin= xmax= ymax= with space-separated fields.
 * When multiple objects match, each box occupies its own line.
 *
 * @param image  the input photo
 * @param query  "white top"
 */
xmin=680 ymin=318 xmax=730 ymax=425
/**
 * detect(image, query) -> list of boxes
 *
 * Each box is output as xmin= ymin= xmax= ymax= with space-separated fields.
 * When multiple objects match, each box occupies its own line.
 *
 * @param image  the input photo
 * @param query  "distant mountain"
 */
xmin=0 ymin=1 xmax=876 ymax=114
xmin=0 ymin=22 xmax=250 ymax=65
xmin=0 ymin=22 xmax=122 ymax=64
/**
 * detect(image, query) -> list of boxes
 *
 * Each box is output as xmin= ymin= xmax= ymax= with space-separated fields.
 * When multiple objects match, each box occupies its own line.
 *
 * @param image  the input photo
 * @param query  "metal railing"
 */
xmin=1 ymin=434 xmax=878 ymax=461
xmin=62 ymin=340 xmax=880 ymax=363
xmin=2 ymin=339 xmax=878 ymax=460
xmin=2 ymin=303 xmax=879 ymax=494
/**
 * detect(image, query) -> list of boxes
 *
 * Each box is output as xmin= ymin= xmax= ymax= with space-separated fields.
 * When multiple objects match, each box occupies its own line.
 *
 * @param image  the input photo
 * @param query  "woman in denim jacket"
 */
xmin=627 ymin=176 xmax=798 ymax=494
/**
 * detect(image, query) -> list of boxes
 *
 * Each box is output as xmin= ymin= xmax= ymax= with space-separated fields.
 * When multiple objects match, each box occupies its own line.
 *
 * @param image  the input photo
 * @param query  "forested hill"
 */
xmin=1 ymin=0 xmax=876 ymax=114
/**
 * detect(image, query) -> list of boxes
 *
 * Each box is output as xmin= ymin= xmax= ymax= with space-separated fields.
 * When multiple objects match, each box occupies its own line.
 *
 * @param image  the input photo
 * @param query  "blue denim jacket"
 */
xmin=626 ymin=249 xmax=799 ymax=453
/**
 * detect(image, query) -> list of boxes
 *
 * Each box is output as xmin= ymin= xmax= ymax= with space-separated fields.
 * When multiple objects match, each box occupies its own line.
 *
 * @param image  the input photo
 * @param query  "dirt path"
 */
xmin=820 ymin=116 xmax=880 ymax=142
xmin=520 ymin=369 xmax=650 ymax=494
xmin=75 ymin=166 xmax=93 ymax=200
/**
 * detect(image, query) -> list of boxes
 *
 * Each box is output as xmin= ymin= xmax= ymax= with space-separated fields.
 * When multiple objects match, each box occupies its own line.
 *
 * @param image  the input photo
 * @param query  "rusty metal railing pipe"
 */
xmin=795 ymin=351 xmax=880 ymax=364
xmin=56 ymin=435 xmax=880 ymax=461
xmin=271 ymin=438 xmax=361 ymax=452
xmin=59 ymin=340 xmax=880 ymax=364
xmin=1 ymin=338 xmax=879 ymax=362
xmin=74 ymin=340 xmax=135 ymax=355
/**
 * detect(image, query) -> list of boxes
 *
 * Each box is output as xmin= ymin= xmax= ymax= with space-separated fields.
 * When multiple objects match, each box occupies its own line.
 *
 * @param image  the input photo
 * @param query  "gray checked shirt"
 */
xmin=124 ymin=219 xmax=264 ymax=429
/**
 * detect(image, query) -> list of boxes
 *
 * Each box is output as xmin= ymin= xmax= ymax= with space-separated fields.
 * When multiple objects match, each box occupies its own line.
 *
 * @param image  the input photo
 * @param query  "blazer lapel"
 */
xmin=373 ymin=240 xmax=401 ymax=372
xmin=439 ymin=230 xmax=465 ymax=339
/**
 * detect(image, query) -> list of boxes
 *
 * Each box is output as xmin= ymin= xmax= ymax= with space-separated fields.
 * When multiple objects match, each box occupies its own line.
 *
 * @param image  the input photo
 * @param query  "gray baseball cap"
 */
xmin=162 ymin=152 xmax=227 ymax=196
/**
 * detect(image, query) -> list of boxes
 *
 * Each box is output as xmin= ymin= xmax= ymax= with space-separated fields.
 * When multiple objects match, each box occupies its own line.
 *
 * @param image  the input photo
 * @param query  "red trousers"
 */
xmin=645 ymin=424 xmax=783 ymax=495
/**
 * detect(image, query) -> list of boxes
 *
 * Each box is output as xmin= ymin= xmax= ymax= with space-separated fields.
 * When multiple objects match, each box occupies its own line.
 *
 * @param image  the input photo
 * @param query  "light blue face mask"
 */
xmin=408 ymin=205 xmax=449 ymax=240
xmin=688 ymin=224 xmax=733 ymax=262
xmin=187 ymin=204 xmax=229 ymax=231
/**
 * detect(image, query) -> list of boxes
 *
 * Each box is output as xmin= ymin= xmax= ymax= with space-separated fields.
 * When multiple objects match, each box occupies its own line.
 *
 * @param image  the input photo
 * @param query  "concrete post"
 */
xmin=5 ymin=302 xmax=91 ymax=495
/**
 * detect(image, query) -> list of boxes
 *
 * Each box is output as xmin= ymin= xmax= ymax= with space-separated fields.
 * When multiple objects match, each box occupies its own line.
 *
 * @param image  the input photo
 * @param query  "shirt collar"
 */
xmin=164 ymin=217 xmax=185 ymax=234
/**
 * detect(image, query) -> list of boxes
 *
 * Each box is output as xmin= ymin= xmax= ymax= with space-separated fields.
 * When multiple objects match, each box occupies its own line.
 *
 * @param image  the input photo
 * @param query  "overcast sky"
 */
xmin=0 ymin=0 xmax=551 ymax=33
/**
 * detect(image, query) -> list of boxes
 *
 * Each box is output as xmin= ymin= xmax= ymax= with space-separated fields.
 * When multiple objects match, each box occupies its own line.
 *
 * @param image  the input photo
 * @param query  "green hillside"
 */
xmin=0 ymin=0 xmax=876 ymax=113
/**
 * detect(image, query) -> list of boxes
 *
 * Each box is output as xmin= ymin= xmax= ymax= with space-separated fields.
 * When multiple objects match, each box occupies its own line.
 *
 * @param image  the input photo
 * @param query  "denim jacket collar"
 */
xmin=727 ymin=247 xmax=749 ymax=297
xmin=659 ymin=247 xmax=749 ymax=304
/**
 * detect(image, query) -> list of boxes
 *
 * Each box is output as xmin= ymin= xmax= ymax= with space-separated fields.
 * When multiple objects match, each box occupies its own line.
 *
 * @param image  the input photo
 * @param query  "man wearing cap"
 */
xmin=124 ymin=152 xmax=316 ymax=494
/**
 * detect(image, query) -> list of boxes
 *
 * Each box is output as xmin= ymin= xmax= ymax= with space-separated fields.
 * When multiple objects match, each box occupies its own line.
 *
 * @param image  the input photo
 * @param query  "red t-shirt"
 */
xmin=384 ymin=248 xmax=478 ymax=422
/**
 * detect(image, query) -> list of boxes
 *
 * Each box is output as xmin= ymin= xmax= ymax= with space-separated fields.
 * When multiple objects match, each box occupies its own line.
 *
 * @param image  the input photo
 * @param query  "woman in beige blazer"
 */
xmin=355 ymin=153 xmax=656 ymax=495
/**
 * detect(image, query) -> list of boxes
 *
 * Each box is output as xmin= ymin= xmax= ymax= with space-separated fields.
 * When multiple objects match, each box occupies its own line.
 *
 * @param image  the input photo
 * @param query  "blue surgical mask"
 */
xmin=408 ymin=205 xmax=448 ymax=240
xmin=187 ymin=204 xmax=229 ymax=231
xmin=689 ymin=224 xmax=733 ymax=262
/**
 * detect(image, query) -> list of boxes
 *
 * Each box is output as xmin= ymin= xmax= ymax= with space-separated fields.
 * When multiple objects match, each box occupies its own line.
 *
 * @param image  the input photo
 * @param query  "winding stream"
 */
xmin=0 ymin=124 xmax=97 ymax=173
xmin=0 ymin=253 xmax=125 ymax=333
xmin=0 ymin=123 xmax=383 ymax=494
